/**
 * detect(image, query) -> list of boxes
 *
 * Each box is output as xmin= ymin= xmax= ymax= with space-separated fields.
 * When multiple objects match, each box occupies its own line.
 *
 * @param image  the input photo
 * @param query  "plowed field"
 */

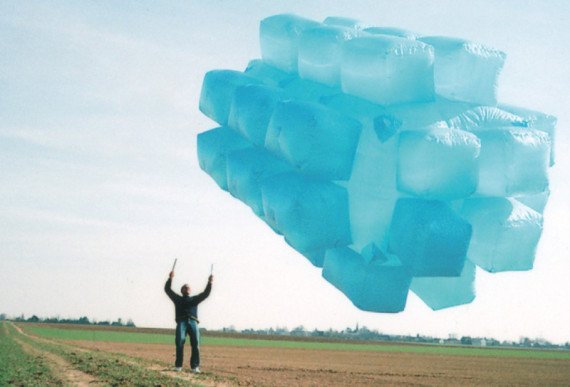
xmin=69 ymin=338 xmax=569 ymax=386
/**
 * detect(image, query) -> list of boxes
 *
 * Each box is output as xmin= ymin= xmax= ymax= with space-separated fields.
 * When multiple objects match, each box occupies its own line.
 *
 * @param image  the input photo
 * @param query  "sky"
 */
xmin=1 ymin=1 xmax=569 ymax=344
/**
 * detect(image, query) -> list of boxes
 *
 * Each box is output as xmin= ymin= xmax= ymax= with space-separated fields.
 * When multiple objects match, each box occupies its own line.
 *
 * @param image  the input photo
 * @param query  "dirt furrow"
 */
xmin=13 ymin=335 xmax=101 ymax=386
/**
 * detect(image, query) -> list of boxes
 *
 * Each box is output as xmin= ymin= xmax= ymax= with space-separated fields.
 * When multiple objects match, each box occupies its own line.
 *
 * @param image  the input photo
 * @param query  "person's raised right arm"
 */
xmin=164 ymin=271 xmax=177 ymax=300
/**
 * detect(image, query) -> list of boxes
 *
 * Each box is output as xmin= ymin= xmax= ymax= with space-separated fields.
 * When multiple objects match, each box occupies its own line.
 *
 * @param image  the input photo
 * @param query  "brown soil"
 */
xmin=68 ymin=340 xmax=570 ymax=386
xmin=16 ymin=323 xmax=570 ymax=386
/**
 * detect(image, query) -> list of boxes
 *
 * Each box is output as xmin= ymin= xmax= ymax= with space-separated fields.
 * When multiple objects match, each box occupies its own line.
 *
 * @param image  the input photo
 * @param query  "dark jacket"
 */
xmin=165 ymin=278 xmax=211 ymax=322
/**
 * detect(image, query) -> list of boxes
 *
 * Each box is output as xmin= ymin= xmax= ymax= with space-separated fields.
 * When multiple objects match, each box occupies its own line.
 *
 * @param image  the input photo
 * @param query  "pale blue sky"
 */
xmin=1 ymin=1 xmax=569 ymax=343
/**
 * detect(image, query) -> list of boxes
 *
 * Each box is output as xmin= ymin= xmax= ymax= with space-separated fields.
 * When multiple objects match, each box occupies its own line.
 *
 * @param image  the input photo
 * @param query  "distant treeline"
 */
xmin=222 ymin=325 xmax=570 ymax=350
xmin=0 ymin=313 xmax=135 ymax=327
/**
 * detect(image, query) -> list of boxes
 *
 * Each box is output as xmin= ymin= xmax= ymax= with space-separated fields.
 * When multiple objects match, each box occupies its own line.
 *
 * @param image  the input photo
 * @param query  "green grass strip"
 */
xmin=0 ymin=322 xmax=64 ymax=386
xmin=26 ymin=325 xmax=570 ymax=360
xmin=27 ymin=326 xmax=173 ymax=344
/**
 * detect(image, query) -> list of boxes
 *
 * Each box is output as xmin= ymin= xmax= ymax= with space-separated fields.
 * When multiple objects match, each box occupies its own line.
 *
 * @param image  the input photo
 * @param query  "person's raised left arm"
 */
xmin=194 ymin=275 xmax=213 ymax=303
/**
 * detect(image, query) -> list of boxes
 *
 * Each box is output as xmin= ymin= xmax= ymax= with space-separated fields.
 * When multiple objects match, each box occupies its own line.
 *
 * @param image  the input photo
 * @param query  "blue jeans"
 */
xmin=175 ymin=319 xmax=200 ymax=368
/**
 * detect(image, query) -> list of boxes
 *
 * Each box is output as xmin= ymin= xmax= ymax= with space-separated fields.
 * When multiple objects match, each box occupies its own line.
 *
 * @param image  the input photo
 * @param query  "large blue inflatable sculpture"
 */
xmin=197 ymin=14 xmax=555 ymax=312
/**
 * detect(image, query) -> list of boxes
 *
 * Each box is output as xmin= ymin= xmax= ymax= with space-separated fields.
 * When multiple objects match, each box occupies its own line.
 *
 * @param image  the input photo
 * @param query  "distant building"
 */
xmin=471 ymin=338 xmax=487 ymax=346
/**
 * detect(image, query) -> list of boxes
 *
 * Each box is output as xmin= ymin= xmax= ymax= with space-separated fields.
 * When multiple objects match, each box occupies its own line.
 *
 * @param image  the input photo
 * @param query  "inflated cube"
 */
xmin=227 ymin=84 xmax=284 ymax=147
xmin=475 ymin=127 xmax=550 ymax=196
xmin=341 ymin=35 xmax=435 ymax=105
xmin=265 ymin=100 xmax=362 ymax=181
xmin=449 ymin=107 xmax=550 ymax=197
xmin=499 ymin=103 xmax=557 ymax=166
xmin=298 ymin=25 xmax=357 ymax=87
xmin=261 ymin=172 xmax=351 ymax=255
xmin=197 ymin=127 xmax=253 ymax=190
xmin=461 ymin=197 xmax=543 ymax=272
xmin=226 ymin=148 xmax=293 ymax=216
xmin=389 ymin=198 xmax=471 ymax=277
xmin=419 ymin=36 xmax=506 ymax=105
xmin=410 ymin=260 xmax=476 ymax=310
xmin=260 ymin=14 xmax=321 ymax=73
xmin=397 ymin=125 xmax=481 ymax=200
xmin=199 ymin=70 xmax=261 ymax=126
xmin=322 ymin=246 xmax=411 ymax=312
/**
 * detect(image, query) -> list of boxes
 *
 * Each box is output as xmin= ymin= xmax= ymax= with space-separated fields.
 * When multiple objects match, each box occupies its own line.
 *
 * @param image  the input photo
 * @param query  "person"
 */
xmin=164 ymin=270 xmax=213 ymax=373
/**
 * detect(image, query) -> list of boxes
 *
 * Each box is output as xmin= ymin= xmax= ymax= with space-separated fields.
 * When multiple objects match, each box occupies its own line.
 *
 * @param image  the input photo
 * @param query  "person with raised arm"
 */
xmin=164 ymin=269 xmax=213 ymax=373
